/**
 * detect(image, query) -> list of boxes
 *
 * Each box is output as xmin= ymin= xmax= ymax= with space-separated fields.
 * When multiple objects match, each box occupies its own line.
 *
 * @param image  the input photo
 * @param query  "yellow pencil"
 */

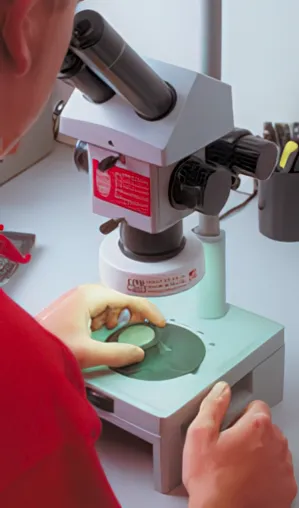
xmin=279 ymin=141 xmax=298 ymax=172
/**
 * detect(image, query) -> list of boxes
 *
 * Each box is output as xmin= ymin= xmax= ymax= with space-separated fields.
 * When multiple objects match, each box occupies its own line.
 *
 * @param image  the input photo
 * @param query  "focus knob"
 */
xmin=169 ymin=156 xmax=232 ymax=216
xmin=206 ymin=128 xmax=279 ymax=181
xmin=74 ymin=140 xmax=89 ymax=173
xmin=233 ymin=134 xmax=278 ymax=180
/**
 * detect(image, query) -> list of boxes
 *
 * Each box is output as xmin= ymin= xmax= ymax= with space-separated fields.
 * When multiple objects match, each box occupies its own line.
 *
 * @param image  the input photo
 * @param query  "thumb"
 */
xmin=79 ymin=338 xmax=145 ymax=370
xmin=188 ymin=382 xmax=231 ymax=443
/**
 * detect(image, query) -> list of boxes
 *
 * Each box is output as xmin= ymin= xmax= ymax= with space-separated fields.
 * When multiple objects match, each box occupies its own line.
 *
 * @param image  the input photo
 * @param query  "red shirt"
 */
xmin=0 ymin=289 xmax=120 ymax=508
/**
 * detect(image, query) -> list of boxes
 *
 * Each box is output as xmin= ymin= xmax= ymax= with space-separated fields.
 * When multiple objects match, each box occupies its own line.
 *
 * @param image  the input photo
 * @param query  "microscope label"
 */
xmin=92 ymin=160 xmax=151 ymax=216
xmin=126 ymin=270 xmax=198 ymax=296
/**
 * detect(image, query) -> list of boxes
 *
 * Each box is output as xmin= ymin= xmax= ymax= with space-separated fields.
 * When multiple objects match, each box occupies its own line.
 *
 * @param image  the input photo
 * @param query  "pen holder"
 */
xmin=259 ymin=172 xmax=299 ymax=242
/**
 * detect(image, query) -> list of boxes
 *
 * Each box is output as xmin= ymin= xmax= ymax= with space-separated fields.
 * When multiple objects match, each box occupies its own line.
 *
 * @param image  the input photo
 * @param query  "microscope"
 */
xmin=59 ymin=9 xmax=284 ymax=494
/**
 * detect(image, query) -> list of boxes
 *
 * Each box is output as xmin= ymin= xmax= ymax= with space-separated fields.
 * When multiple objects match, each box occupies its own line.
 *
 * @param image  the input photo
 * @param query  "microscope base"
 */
xmin=84 ymin=295 xmax=284 ymax=494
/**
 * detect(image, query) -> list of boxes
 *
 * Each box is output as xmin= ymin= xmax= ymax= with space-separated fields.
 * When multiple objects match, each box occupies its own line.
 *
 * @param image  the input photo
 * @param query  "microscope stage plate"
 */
xmin=84 ymin=283 xmax=284 ymax=422
xmin=94 ymin=321 xmax=207 ymax=381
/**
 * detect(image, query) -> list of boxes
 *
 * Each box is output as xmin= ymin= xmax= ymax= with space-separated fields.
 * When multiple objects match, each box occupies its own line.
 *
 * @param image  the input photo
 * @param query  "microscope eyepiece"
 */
xmin=70 ymin=9 xmax=177 ymax=121
xmin=72 ymin=15 xmax=104 ymax=48
xmin=58 ymin=49 xmax=115 ymax=104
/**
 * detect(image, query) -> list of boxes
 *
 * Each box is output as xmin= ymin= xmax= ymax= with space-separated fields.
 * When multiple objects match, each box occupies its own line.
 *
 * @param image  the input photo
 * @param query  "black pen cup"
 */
xmin=259 ymin=172 xmax=299 ymax=242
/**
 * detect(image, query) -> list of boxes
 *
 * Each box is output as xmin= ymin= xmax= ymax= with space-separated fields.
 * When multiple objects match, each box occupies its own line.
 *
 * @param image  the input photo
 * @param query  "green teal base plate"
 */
xmin=84 ymin=284 xmax=284 ymax=419
xmin=91 ymin=322 xmax=206 ymax=381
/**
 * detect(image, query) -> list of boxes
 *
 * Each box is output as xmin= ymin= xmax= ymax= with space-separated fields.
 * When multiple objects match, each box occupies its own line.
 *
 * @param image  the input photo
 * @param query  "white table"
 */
xmin=1 ymin=142 xmax=299 ymax=507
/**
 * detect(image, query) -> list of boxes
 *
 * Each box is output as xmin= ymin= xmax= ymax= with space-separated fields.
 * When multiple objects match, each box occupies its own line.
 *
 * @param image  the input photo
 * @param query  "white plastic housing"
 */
xmin=99 ymin=229 xmax=205 ymax=297
xmin=60 ymin=58 xmax=234 ymax=167
xmin=89 ymin=145 xmax=192 ymax=233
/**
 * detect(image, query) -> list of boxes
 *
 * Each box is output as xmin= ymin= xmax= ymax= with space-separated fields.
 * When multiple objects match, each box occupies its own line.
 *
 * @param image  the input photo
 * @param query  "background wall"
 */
xmin=69 ymin=0 xmax=299 ymax=136
xmin=222 ymin=0 xmax=299 ymax=134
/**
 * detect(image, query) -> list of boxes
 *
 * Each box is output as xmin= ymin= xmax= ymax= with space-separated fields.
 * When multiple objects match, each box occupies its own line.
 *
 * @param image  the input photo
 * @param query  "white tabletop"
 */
xmin=1 ymin=142 xmax=299 ymax=507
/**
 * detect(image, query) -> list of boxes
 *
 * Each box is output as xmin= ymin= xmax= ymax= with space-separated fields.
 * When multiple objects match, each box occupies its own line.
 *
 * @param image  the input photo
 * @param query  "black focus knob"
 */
xmin=206 ymin=128 xmax=279 ymax=181
xmin=233 ymin=134 xmax=278 ymax=180
xmin=169 ymin=156 xmax=232 ymax=216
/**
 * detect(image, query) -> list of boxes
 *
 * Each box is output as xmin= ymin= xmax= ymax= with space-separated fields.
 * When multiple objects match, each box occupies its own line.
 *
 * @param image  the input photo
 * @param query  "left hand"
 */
xmin=36 ymin=284 xmax=165 ymax=370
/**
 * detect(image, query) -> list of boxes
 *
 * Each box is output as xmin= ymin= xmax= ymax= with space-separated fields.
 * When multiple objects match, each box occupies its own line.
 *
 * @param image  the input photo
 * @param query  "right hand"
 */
xmin=183 ymin=382 xmax=297 ymax=508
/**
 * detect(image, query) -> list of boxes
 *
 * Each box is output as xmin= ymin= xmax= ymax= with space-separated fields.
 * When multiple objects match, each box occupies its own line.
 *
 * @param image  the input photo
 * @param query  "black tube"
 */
xmin=70 ymin=10 xmax=177 ymax=121
xmin=119 ymin=222 xmax=186 ymax=262
xmin=58 ymin=49 xmax=114 ymax=104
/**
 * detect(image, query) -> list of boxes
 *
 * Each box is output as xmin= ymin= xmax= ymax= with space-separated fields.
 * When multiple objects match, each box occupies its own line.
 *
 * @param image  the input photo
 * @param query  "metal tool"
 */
xmin=0 ymin=228 xmax=35 ymax=286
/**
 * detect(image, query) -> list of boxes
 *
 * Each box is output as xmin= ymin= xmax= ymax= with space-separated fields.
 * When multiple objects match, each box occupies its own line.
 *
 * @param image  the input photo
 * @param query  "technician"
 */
xmin=0 ymin=1 xmax=297 ymax=507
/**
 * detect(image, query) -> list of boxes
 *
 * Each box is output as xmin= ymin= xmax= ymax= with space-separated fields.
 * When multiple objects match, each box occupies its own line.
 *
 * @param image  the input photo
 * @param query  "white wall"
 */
xmin=77 ymin=0 xmax=203 ymax=70
xmin=75 ymin=0 xmax=299 ymax=136
xmin=55 ymin=0 xmax=206 ymax=114
xmin=222 ymin=0 xmax=299 ymax=135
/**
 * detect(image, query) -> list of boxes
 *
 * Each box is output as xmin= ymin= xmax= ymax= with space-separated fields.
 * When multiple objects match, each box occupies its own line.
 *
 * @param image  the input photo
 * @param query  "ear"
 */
xmin=2 ymin=0 xmax=35 ymax=76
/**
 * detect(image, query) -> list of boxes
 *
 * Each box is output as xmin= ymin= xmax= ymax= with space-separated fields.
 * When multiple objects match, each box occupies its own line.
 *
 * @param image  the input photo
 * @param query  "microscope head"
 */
xmin=59 ymin=9 xmax=236 ymax=233
xmin=59 ymin=9 xmax=278 ymax=235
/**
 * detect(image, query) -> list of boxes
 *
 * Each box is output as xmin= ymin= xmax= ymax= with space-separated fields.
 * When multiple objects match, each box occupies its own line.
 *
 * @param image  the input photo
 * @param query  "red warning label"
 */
xmin=92 ymin=160 xmax=151 ymax=217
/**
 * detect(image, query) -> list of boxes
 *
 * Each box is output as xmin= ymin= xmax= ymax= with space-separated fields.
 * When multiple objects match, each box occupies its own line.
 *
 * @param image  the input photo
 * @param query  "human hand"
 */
xmin=183 ymin=382 xmax=297 ymax=508
xmin=36 ymin=284 xmax=165 ymax=369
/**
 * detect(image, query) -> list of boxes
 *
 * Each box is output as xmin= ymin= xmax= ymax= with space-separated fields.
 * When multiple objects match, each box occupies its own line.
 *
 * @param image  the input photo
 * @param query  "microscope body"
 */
xmin=60 ymin=9 xmax=278 ymax=297
xmin=61 ymin=57 xmax=234 ymax=233
xmin=60 ymin=54 xmax=236 ymax=296
xmin=58 ymin=9 xmax=285 ymax=495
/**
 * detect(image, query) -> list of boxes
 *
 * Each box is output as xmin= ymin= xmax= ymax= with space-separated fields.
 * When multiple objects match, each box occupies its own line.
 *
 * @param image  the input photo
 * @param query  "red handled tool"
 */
xmin=0 ymin=225 xmax=31 ymax=264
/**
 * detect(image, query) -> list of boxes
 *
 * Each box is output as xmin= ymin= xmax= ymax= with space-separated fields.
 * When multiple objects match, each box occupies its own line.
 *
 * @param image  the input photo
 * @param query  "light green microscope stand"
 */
xmin=84 ymin=229 xmax=285 ymax=494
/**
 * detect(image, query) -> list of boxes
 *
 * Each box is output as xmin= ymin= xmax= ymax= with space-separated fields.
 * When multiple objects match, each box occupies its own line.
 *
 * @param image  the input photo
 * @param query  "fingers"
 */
xmin=81 ymin=284 xmax=166 ymax=328
xmin=91 ymin=309 xmax=109 ymax=331
xmin=272 ymin=424 xmax=291 ymax=462
xmin=80 ymin=339 xmax=145 ymax=369
xmin=221 ymin=400 xmax=272 ymax=450
xmin=91 ymin=308 xmax=119 ymax=331
xmin=188 ymin=382 xmax=231 ymax=444
xmin=91 ymin=308 xmax=150 ymax=332
xmin=126 ymin=298 xmax=166 ymax=327
xmin=232 ymin=400 xmax=271 ymax=432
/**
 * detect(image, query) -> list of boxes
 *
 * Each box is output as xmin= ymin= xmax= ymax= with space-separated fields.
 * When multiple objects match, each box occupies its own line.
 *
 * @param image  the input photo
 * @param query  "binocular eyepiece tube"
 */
xmin=58 ymin=49 xmax=115 ymax=104
xmin=69 ymin=9 xmax=177 ymax=121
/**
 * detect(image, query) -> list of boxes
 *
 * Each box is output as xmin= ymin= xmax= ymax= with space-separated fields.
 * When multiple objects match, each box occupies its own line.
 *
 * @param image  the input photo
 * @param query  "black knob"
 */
xmin=98 ymin=155 xmax=120 ymax=172
xmin=74 ymin=140 xmax=89 ymax=173
xmin=233 ymin=135 xmax=278 ymax=180
xmin=206 ymin=128 xmax=279 ymax=181
xmin=169 ymin=156 xmax=232 ymax=216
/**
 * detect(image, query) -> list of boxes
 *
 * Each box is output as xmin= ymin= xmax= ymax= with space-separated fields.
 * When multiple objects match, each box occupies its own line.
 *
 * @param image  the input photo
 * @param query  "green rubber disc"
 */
xmin=118 ymin=324 xmax=156 ymax=349
xmin=114 ymin=323 xmax=206 ymax=382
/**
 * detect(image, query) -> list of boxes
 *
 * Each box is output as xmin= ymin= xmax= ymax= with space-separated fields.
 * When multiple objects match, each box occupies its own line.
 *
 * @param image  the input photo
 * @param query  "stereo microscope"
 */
xmin=59 ymin=9 xmax=284 ymax=494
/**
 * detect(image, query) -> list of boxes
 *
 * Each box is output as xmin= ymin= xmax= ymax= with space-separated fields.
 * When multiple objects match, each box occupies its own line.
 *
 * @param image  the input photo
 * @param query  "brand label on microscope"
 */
xmin=92 ymin=161 xmax=151 ymax=216
xmin=126 ymin=269 xmax=198 ymax=296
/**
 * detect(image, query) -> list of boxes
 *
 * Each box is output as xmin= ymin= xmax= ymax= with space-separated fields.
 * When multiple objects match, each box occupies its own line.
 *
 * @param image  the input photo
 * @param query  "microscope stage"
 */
xmin=84 ymin=285 xmax=284 ymax=493
xmin=85 ymin=283 xmax=284 ymax=423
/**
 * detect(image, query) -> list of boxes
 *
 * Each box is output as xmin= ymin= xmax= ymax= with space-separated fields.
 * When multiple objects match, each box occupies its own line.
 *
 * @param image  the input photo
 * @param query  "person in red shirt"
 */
xmin=0 ymin=1 xmax=297 ymax=507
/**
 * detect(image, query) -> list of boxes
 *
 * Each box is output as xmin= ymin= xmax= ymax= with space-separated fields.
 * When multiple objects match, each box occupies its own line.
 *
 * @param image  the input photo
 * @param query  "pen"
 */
xmin=275 ymin=123 xmax=291 ymax=152
xmin=263 ymin=122 xmax=277 ymax=144
xmin=290 ymin=152 xmax=299 ymax=173
xmin=278 ymin=141 xmax=298 ymax=173
xmin=291 ymin=122 xmax=299 ymax=143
